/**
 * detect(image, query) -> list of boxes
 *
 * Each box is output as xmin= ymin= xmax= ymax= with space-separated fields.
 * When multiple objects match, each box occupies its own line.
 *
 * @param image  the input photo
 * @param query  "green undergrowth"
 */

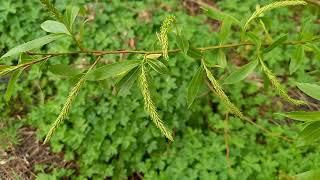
xmin=1 ymin=0 xmax=320 ymax=179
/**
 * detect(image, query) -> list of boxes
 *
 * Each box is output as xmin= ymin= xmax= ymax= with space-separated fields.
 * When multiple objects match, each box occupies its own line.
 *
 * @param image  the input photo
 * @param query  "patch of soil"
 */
xmin=0 ymin=126 xmax=77 ymax=180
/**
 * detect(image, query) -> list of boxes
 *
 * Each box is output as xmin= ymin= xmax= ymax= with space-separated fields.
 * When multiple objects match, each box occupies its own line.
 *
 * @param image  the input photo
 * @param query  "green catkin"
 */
xmin=44 ymin=57 xmax=101 ymax=144
xmin=157 ymin=15 xmax=176 ymax=60
xmin=258 ymin=57 xmax=307 ymax=106
xmin=139 ymin=64 xmax=174 ymax=141
xmin=40 ymin=0 xmax=64 ymax=22
xmin=244 ymin=0 xmax=307 ymax=30
xmin=202 ymin=62 xmax=244 ymax=118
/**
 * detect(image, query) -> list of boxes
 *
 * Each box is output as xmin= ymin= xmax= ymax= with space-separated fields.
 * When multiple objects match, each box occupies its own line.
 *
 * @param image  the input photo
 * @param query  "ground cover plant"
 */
xmin=0 ymin=0 xmax=320 ymax=179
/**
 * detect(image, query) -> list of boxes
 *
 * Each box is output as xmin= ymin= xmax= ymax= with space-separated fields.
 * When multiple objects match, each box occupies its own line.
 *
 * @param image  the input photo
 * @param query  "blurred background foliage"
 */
xmin=0 ymin=0 xmax=320 ymax=179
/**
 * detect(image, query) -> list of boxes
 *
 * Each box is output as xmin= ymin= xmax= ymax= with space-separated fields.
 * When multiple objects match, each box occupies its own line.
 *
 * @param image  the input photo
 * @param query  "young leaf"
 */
xmin=278 ymin=111 xmax=320 ymax=122
xmin=1 ymin=34 xmax=65 ymax=59
xmin=217 ymin=49 xmax=227 ymax=68
xmin=200 ymin=4 xmax=240 ymax=25
xmin=289 ymin=45 xmax=304 ymax=74
xmin=146 ymin=54 xmax=162 ymax=60
xmin=4 ymin=69 xmax=24 ymax=102
xmin=49 ymin=64 xmax=84 ymax=77
xmin=176 ymin=34 xmax=189 ymax=55
xmin=188 ymin=65 xmax=205 ymax=107
xmin=246 ymin=32 xmax=261 ymax=50
xmin=219 ymin=17 xmax=232 ymax=43
xmin=65 ymin=6 xmax=80 ymax=30
xmin=294 ymin=169 xmax=320 ymax=180
xmin=296 ymin=82 xmax=320 ymax=100
xmin=264 ymin=34 xmax=288 ymax=53
xmin=41 ymin=20 xmax=71 ymax=35
xmin=299 ymin=121 xmax=320 ymax=144
xmin=116 ymin=66 xmax=141 ymax=96
xmin=147 ymin=59 xmax=168 ymax=74
xmin=86 ymin=60 xmax=141 ymax=81
xmin=223 ymin=59 xmax=258 ymax=84
xmin=187 ymin=47 xmax=203 ymax=59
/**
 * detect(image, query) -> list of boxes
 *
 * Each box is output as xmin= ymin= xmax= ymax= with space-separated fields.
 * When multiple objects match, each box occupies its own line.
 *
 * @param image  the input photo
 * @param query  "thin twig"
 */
xmin=26 ymin=37 xmax=320 ymax=57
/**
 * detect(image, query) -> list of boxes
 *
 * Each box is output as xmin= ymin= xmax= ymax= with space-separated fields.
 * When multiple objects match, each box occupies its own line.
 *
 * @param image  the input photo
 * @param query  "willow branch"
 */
xmin=26 ymin=37 xmax=320 ymax=57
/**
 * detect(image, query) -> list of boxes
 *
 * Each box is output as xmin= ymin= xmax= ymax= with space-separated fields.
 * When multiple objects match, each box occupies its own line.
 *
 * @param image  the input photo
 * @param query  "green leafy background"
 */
xmin=1 ymin=0 xmax=320 ymax=179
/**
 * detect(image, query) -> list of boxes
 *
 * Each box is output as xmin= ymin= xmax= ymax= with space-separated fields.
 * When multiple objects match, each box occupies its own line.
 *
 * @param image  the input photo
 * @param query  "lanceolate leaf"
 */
xmin=264 ymin=34 xmax=288 ymax=53
xmin=296 ymin=82 xmax=320 ymax=101
xmin=201 ymin=4 xmax=240 ymax=25
xmin=219 ymin=17 xmax=232 ymax=43
xmin=176 ymin=34 xmax=189 ymax=55
xmin=187 ymin=47 xmax=203 ymax=59
xmin=5 ymin=69 xmax=24 ymax=102
xmin=1 ymin=34 xmax=65 ymax=59
xmin=188 ymin=65 xmax=205 ymax=107
xmin=147 ymin=59 xmax=168 ymax=74
xmin=300 ymin=121 xmax=320 ymax=144
xmin=65 ymin=6 xmax=80 ymax=30
xmin=146 ymin=54 xmax=162 ymax=60
xmin=49 ymin=64 xmax=84 ymax=77
xmin=86 ymin=60 xmax=141 ymax=81
xmin=290 ymin=45 xmax=304 ymax=74
xmin=41 ymin=20 xmax=71 ymax=35
xmin=223 ymin=59 xmax=258 ymax=84
xmin=294 ymin=169 xmax=320 ymax=180
xmin=278 ymin=111 xmax=320 ymax=122
xmin=217 ymin=49 xmax=227 ymax=68
xmin=116 ymin=66 xmax=141 ymax=96
xmin=246 ymin=32 xmax=261 ymax=50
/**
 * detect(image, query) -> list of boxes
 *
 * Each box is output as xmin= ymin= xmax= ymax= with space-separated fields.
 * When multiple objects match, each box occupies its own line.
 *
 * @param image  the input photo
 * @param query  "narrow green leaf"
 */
xmin=217 ymin=49 xmax=227 ymax=68
xmin=297 ymin=82 xmax=320 ymax=100
xmin=188 ymin=65 xmax=205 ymax=107
xmin=5 ymin=69 xmax=24 ymax=102
xmin=223 ymin=59 xmax=258 ymax=84
xmin=176 ymin=34 xmax=189 ymax=55
xmin=201 ymin=5 xmax=240 ymax=25
xmin=308 ymin=43 xmax=320 ymax=56
xmin=86 ymin=60 xmax=141 ymax=81
xmin=65 ymin=6 xmax=80 ymax=30
xmin=264 ymin=34 xmax=288 ymax=53
xmin=146 ymin=54 xmax=162 ymax=60
xmin=41 ymin=20 xmax=71 ymax=35
xmin=0 ymin=65 xmax=12 ymax=71
xmin=219 ymin=17 xmax=232 ymax=43
xmin=1 ymin=34 xmax=65 ymax=59
xmin=246 ymin=32 xmax=261 ymax=50
xmin=49 ymin=64 xmax=84 ymax=77
xmin=278 ymin=111 xmax=320 ymax=122
xmin=147 ymin=59 xmax=168 ymax=74
xmin=300 ymin=121 xmax=320 ymax=144
xmin=116 ymin=66 xmax=141 ymax=96
xmin=187 ymin=47 xmax=203 ymax=59
xmin=289 ymin=45 xmax=304 ymax=74
xmin=294 ymin=169 xmax=320 ymax=180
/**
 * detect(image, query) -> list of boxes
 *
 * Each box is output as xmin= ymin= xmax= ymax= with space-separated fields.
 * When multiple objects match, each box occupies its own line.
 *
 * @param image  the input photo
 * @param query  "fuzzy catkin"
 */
xmin=259 ymin=57 xmax=306 ymax=106
xmin=139 ymin=65 xmax=174 ymax=141
xmin=244 ymin=0 xmax=307 ymax=30
xmin=44 ymin=57 xmax=101 ymax=144
xmin=40 ymin=0 xmax=64 ymax=22
xmin=157 ymin=15 xmax=176 ymax=60
xmin=203 ymin=63 xmax=244 ymax=118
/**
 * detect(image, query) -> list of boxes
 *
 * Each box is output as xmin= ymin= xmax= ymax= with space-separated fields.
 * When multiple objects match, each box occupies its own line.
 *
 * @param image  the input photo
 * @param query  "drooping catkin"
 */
xmin=244 ymin=0 xmax=307 ymax=30
xmin=44 ymin=57 xmax=101 ymax=144
xmin=258 ymin=57 xmax=306 ymax=106
xmin=157 ymin=15 xmax=176 ymax=60
xmin=139 ymin=64 xmax=174 ymax=141
xmin=40 ymin=0 xmax=64 ymax=22
xmin=202 ymin=62 xmax=244 ymax=118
